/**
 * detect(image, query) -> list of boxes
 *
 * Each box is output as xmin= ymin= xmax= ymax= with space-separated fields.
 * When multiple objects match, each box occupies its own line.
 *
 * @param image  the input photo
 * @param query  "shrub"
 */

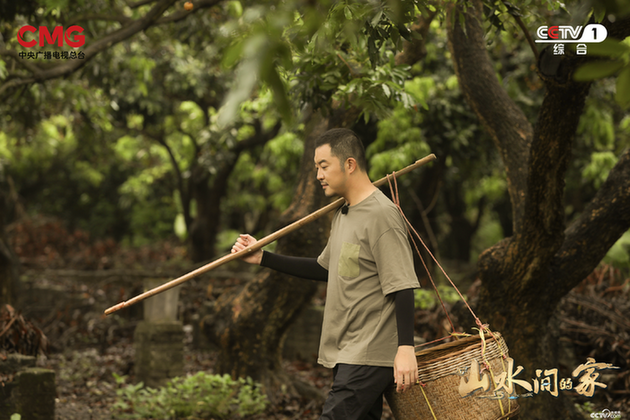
xmin=112 ymin=371 xmax=268 ymax=419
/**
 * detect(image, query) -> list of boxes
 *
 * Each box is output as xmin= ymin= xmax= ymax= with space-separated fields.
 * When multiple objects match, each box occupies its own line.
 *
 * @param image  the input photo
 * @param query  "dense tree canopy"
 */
xmin=1 ymin=0 xmax=630 ymax=418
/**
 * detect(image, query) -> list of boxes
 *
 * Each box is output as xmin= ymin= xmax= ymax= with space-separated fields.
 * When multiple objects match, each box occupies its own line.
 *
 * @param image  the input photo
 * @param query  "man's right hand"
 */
xmin=231 ymin=234 xmax=263 ymax=265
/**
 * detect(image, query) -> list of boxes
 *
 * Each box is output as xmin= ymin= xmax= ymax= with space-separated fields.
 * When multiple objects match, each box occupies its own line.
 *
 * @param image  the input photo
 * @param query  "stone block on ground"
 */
xmin=0 ymin=366 xmax=56 ymax=420
xmin=134 ymin=320 xmax=184 ymax=388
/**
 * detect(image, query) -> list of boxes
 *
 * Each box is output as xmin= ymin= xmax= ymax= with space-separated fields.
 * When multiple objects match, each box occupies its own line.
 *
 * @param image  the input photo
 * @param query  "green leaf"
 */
xmin=504 ymin=2 xmax=523 ymax=17
xmin=0 ymin=59 xmax=6 ymax=80
xmin=615 ymin=65 xmax=630 ymax=108
xmin=222 ymin=39 xmax=245 ymax=69
xmin=227 ymin=0 xmax=243 ymax=18
xmin=583 ymin=38 xmax=630 ymax=58
xmin=174 ymin=214 xmax=187 ymax=240
xmin=573 ymin=60 xmax=624 ymax=81
xmin=382 ymin=83 xmax=391 ymax=98
xmin=583 ymin=151 xmax=618 ymax=189
xmin=593 ymin=5 xmax=606 ymax=23
xmin=344 ymin=5 xmax=353 ymax=20
xmin=458 ymin=11 xmax=466 ymax=35
xmin=371 ymin=10 xmax=383 ymax=26
xmin=264 ymin=66 xmax=292 ymax=123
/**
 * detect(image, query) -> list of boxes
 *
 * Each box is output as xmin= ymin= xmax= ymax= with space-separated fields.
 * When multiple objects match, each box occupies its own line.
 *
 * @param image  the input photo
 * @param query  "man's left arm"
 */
xmin=392 ymin=288 xmax=418 ymax=392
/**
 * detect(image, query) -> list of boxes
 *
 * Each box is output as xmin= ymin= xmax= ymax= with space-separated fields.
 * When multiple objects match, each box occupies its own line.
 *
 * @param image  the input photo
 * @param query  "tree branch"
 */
xmin=446 ymin=0 xmax=532 ymax=234
xmin=394 ymin=8 xmax=437 ymax=66
xmin=233 ymin=119 xmax=282 ymax=155
xmin=516 ymin=15 xmax=630 ymax=291
xmin=153 ymin=131 xmax=192 ymax=223
xmin=126 ymin=0 xmax=158 ymax=8
xmin=0 ymin=0 xmax=178 ymax=99
xmin=510 ymin=10 xmax=537 ymax=60
xmin=66 ymin=0 xmax=222 ymax=26
xmin=0 ymin=49 xmax=42 ymax=74
xmin=65 ymin=13 xmax=133 ymax=25
xmin=550 ymin=148 xmax=630 ymax=302
xmin=515 ymin=75 xmax=591 ymax=278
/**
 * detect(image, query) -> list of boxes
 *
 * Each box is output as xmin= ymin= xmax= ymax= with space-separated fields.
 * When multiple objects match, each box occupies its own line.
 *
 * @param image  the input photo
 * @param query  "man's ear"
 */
xmin=345 ymin=157 xmax=358 ymax=174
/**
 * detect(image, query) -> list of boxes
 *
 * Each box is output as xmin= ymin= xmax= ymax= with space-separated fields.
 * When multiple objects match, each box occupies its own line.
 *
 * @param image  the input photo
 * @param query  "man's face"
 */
xmin=314 ymin=144 xmax=347 ymax=197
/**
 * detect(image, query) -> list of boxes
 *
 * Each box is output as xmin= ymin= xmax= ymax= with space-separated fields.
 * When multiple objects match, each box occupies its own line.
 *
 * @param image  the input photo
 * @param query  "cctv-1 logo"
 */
xmin=536 ymin=23 xmax=607 ymax=43
xmin=17 ymin=25 xmax=85 ymax=48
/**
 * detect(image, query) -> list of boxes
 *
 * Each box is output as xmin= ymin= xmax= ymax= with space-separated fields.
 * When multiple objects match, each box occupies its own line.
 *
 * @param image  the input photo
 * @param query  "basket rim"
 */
xmin=414 ymin=332 xmax=503 ymax=359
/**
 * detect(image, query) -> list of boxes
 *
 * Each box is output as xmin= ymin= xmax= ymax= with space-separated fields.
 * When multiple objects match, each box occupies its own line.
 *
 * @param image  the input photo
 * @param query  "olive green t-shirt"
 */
xmin=316 ymin=189 xmax=419 ymax=369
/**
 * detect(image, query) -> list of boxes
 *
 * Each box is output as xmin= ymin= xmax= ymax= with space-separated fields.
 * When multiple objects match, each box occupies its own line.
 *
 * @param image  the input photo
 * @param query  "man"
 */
xmin=231 ymin=128 xmax=419 ymax=419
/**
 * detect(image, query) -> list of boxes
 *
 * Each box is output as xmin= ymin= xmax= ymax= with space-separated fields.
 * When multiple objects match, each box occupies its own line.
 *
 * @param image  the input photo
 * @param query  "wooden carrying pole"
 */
xmin=104 ymin=153 xmax=436 ymax=315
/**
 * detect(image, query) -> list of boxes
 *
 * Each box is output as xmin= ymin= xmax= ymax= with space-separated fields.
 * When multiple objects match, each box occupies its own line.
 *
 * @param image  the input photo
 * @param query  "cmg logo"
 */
xmin=17 ymin=25 xmax=85 ymax=48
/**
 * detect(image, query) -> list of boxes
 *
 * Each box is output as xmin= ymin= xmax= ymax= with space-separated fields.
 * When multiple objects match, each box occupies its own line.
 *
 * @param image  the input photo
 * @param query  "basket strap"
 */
xmin=419 ymin=383 xmax=438 ymax=420
xmin=387 ymin=173 xmax=456 ymax=332
xmin=388 ymin=173 xmax=517 ymax=414
xmin=387 ymin=173 xmax=487 ymax=333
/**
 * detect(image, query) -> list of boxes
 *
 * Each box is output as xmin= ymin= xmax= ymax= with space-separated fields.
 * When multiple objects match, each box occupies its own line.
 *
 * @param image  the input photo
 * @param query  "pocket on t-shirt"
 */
xmin=338 ymin=242 xmax=360 ymax=278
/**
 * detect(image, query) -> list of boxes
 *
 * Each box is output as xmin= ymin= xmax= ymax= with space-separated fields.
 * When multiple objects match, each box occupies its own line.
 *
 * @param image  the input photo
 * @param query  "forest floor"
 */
xmin=2 ymin=226 xmax=629 ymax=419
xmin=18 ymin=261 xmax=628 ymax=420
xmin=43 ymin=335 xmax=339 ymax=420
xmin=15 ymin=261 xmax=397 ymax=420
xmin=15 ymin=272 xmax=331 ymax=419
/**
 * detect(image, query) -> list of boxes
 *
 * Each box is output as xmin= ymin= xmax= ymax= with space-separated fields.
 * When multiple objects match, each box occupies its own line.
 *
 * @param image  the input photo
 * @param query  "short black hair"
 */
xmin=315 ymin=128 xmax=368 ymax=172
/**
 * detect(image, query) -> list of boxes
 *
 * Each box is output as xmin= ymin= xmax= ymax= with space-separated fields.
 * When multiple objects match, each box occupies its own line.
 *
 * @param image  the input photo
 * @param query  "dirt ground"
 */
xmin=41 ymin=336 xmax=355 ymax=420
xmin=6 ymin=259 xmax=629 ymax=420
xmin=16 ymin=269 xmax=395 ymax=420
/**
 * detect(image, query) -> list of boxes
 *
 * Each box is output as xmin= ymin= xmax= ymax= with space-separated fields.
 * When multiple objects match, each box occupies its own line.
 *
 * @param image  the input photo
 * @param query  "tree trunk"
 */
xmin=203 ymin=108 xmax=359 ymax=399
xmin=189 ymin=120 xmax=281 ymax=262
xmin=442 ymin=180 xmax=484 ymax=262
xmin=0 ymin=234 xmax=19 ymax=305
xmin=0 ymin=176 xmax=19 ymax=305
xmin=447 ymin=3 xmax=630 ymax=418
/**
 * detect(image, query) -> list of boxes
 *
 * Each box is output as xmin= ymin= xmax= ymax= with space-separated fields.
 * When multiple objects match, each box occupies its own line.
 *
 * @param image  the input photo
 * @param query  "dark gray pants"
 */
xmin=320 ymin=364 xmax=394 ymax=420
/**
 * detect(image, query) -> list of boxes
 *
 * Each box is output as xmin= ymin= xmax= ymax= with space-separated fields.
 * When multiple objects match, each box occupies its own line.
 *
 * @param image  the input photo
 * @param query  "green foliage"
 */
xmin=576 ymin=400 xmax=597 ymax=415
xmin=481 ymin=0 xmax=568 ymax=44
xmin=221 ymin=127 xmax=304 ymax=245
xmin=219 ymin=4 xmax=295 ymax=125
xmin=1 ymin=0 xmax=628 ymax=274
xmin=603 ymin=230 xmax=630 ymax=269
xmin=470 ymin=213 xmax=504 ymax=262
xmin=0 ymin=59 xmax=7 ymax=81
xmin=484 ymin=1 xmax=630 ymax=110
xmin=112 ymin=372 xmax=268 ymax=419
xmin=582 ymin=151 xmax=618 ymax=189
xmin=465 ymin=174 xmax=507 ymax=204
xmin=367 ymin=105 xmax=431 ymax=179
xmin=564 ymin=86 xmax=628 ymax=226
xmin=591 ymin=0 xmax=630 ymax=23
xmin=578 ymin=101 xmax=616 ymax=150
xmin=572 ymin=93 xmax=627 ymax=192
xmin=367 ymin=18 xmax=506 ymax=263
xmin=113 ymin=134 xmax=179 ymax=246
xmin=414 ymin=286 xmax=463 ymax=310
xmin=221 ymin=0 xmax=424 ymax=124
xmin=0 ymin=85 xmax=131 ymax=239
xmin=573 ymin=37 xmax=630 ymax=108
xmin=294 ymin=11 xmax=421 ymax=122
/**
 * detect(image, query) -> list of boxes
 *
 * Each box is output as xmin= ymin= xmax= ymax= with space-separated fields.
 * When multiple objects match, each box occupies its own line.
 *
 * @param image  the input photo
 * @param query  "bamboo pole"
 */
xmin=104 ymin=153 xmax=436 ymax=315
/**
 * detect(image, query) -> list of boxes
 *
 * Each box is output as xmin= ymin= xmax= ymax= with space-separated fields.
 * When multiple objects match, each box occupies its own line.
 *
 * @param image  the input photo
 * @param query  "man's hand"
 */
xmin=394 ymin=345 xmax=418 ymax=393
xmin=230 ymin=234 xmax=263 ymax=265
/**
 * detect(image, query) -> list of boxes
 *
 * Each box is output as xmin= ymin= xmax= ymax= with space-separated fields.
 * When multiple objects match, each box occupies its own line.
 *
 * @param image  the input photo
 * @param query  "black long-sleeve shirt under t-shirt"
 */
xmin=260 ymin=250 xmax=415 ymax=347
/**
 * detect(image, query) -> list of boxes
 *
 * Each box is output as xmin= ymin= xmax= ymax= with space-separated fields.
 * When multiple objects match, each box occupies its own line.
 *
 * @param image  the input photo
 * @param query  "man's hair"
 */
xmin=315 ymin=128 xmax=368 ymax=172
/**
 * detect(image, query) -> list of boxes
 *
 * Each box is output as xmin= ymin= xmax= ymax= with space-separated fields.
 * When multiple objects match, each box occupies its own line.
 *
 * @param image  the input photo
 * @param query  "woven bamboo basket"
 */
xmin=385 ymin=333 xmax=519 ymax=420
